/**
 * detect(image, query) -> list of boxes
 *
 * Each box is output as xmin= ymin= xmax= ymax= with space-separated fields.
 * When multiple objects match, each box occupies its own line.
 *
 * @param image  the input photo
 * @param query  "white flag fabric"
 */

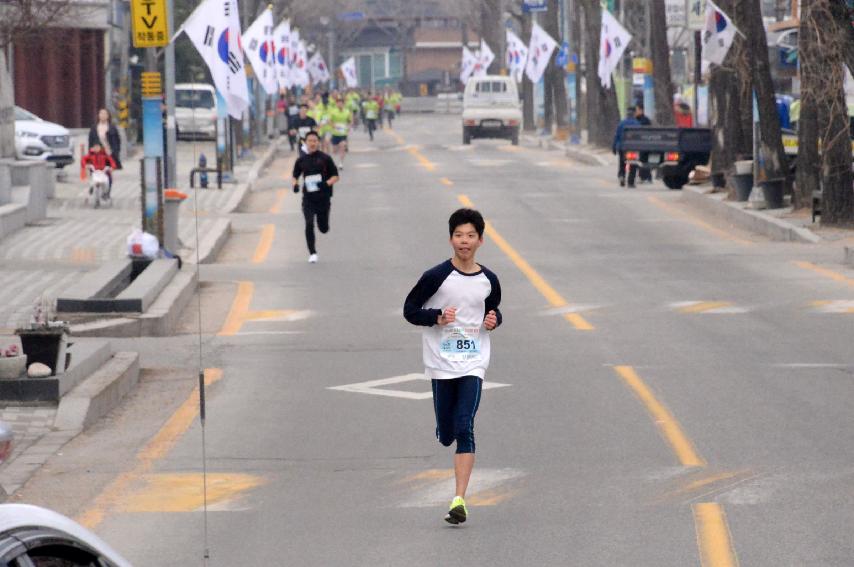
xmin=505 ymin=29 xmax=528 ymax=83
xmin=597 ymin=9 xmax=632 ymax=89
xmin=701 ymin=0 xmax=738 ymax=65
xmin=178 ymin=0 xmax=249 ymax=118
xmin=475 ymin=40 xmax=495 ymax=77
xmin=274 ymin=20 xmax=291 ymax=90
xmin=289 ymin=31 xmax=309 ymax=88
xmin=242 ymin=7 xmax=277 ymax=95
xmin=307 ymin=52 xmax=330 ymax=85
xmin=340 ymin=57 xmax=358 ymax=88
xmin=460 ymin=46 xmax=478 ymax=84
xmin=525 ymin=23 xmax=558 ymax=84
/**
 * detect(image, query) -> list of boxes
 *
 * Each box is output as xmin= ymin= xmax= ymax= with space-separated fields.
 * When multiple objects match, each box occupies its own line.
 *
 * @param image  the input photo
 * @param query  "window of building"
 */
xmin=389 ymin=52 xmax=402 ymax=78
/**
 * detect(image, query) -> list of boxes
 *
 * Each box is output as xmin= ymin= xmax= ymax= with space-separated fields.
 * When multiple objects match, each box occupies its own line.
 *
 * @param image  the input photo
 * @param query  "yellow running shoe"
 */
xmin=444 ymin=496 xmax=467 ymax=525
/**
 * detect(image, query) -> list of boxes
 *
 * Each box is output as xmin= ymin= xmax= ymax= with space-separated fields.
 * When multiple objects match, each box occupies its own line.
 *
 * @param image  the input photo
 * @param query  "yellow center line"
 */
xmin=440 ymin=177 xmax=454 ymax=186
xmin=647 ymin=195 xmax=753 ymax=246
xmin=694 ymin=503 xmax=740 ymax=567
xmin=794 ymin=261 xmax=854 ymax=287
xmin=269 ymin=188 xmax=287 ymax=214
xmin=252 ymin=224 xmax=275 ymax=264
xmin=219 ymin=281 xmax=254 ymax=336
xmin=408 ymin=147 xmax=436 ymax=171
xmin=457 ymin=194 xmax=594 ymax=330
xmin=678 ymin=301 xmax=734 ymax=314
xmin=77 ymin=368 xmax=224 ymax=529
xmin=613 ymin=365 xmax=705 ymax=467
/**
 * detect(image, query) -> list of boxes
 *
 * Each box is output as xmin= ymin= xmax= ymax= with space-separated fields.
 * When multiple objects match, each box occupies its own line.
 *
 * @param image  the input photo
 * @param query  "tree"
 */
xmin=542 ymin=0 xmax=568 ymax=131
xmin=480 ymin=0 xmax=503 ymax=74
xmin=794 ymin=0 xmax=821 ymax=209
xmin=522 ymin=13 xmax=535 ymax=131
xmin=579 ymin=0 xmax=618 ymax=147
xmin=649 ymin=0 xmax=674 ymax=125
xmin=0 ymin=0 xmax=76 ymax=158
xmin=707 ymin=0 xmax=750 ymax=194
xmin=805 ymin=0 xmax=853 ymax=225
xmin=733 ymin=0 xmax=789 ymax=191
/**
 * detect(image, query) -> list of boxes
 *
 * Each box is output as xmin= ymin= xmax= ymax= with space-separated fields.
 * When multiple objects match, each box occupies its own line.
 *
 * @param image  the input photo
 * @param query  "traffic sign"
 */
xmin=131 ymin=0 xmax=169 ymax=47
xmin=337 ymin=11 xmax=365 ymax=22
xmin=555 ymin=41 xmax=569 ymax=67
xmin=522 ymin=0 xmax=547 ymax=14
xmin=687 ymin=0 xmax=706 ymax=30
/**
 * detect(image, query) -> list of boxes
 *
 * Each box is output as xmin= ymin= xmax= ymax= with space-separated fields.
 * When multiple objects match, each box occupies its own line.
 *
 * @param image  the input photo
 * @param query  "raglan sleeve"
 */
xmin=403 ymin=267 xmax=445 ymax=327
xmin=484 ymin=269 xmax=503 ymax=328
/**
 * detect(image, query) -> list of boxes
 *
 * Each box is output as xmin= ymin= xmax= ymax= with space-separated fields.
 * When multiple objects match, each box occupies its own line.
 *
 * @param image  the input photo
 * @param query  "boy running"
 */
xmin=403 ymin=208 xmax=502 ymax=525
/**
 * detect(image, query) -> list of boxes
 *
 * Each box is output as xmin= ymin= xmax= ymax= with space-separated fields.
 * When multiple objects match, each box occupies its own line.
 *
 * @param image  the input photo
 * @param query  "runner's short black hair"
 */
xmin=448 ymin=208 xmax=485 ymax=238
xmin=305 ymin=130 xmax=320 ymax=140
xmin=299 ymin=103 xmax=309 ymax=109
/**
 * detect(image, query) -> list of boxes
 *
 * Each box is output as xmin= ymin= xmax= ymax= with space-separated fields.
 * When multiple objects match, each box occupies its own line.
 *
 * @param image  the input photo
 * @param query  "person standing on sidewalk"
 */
xmin=403 ymin=208 xmax=503 ymax=525
xmin=291 ymin=131 xmax=339 ymax=264
xmin=612 ymin=106 xmax=639 ymax=188
xmin=87 ymin=109 xmax=122 ymax=192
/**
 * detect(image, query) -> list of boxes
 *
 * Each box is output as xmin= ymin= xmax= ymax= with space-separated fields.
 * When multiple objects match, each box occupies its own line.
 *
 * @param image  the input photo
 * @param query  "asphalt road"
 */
xmin=14 ymin=114 xmax=854 ymax=566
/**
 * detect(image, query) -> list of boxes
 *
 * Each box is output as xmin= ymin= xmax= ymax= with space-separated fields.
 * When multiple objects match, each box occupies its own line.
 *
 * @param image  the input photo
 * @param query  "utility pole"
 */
xmin=163 ymin=0 xmax=176 ymax=189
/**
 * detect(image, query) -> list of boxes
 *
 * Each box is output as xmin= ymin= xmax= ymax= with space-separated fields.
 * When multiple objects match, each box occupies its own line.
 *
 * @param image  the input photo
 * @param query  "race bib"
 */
xmin=440 ymin=326 xmax=481 ymax=363
xmin=304 ymin=174 xmax=322 ymax=193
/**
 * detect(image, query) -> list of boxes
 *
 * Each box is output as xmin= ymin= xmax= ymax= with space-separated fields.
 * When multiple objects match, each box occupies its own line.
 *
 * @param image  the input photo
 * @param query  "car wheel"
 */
xmin=463 ymin=129 xmax=471 ymax=145
xmin=511 ymin=133 xmax=519 ymax=146
xmin=663 ymin=174 xmax=688 ymax=190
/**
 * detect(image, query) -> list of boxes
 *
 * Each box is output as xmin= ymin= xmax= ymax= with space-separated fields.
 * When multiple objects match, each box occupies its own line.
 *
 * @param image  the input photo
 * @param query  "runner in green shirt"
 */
xmin=328 ymin=97 xmax=352 ymax=169
xmin=362 ymin=97 xmax=379 ymax=141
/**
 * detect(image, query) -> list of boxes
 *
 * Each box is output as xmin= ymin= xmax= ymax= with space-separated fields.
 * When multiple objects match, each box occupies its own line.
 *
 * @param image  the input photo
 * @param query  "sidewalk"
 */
xmin=0 ymin=138 xmax=274 ymax=332
xmin=0 ymin=137 xmax=279 ymax=497
xmin=527 ymin=132 xmax=854 ymax=259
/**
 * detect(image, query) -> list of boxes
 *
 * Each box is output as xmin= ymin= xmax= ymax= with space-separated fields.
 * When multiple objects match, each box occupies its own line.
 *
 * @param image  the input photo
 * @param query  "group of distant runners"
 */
xmin=287 ymin=88 xmax=502 ymax=528
xmin=282 ymin=88 xmax=401 ymax=263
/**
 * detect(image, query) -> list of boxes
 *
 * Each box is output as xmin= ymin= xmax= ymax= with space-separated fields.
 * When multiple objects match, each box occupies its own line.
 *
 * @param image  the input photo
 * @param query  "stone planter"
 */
xmin=0 ymin=355 xmax=27 ymax=380
xmin=16 ymin=328 xmax=68 ymax=376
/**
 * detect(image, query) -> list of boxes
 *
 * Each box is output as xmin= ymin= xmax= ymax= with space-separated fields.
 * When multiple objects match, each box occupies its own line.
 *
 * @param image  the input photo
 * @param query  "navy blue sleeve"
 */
xmin=403 ymin=261 xmax=453 ymax=327
xmin=483 ymin=267 xmax=503 ymax=328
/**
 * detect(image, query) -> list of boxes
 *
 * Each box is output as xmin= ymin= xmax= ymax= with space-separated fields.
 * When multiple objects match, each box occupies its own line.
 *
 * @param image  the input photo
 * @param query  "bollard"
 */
xmin=199 ymin=153 xmax=209 ymax=188
xmin=163 ymin=189 xmax=188 ymax=254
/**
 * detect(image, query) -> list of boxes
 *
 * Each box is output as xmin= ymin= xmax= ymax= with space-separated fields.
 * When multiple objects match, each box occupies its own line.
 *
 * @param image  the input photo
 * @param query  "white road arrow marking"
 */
xmin=327 ymin=373 xmax=511 ymax=400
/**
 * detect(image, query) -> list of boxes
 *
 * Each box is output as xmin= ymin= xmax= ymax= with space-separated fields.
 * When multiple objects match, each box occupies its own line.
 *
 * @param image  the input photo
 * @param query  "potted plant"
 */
xmin=15 ymin=297 xmax=70 ymax=377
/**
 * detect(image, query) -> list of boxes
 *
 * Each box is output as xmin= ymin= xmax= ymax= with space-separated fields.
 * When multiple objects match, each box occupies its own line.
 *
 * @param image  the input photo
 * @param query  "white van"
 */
xmin=174 ymin=83 xmax=217 ymax=140
xmin=462 ymin=75 xmax=522 ymax=145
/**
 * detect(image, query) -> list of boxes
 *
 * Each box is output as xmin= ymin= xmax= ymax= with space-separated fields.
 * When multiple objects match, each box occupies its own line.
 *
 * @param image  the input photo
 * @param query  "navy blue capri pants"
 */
xmin=431 ymin=376 xmax=483 ymax=454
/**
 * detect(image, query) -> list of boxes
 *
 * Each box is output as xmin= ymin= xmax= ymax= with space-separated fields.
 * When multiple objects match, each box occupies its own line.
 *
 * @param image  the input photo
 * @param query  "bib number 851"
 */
xmin=456 ymin=339 xmax=475 ymax=350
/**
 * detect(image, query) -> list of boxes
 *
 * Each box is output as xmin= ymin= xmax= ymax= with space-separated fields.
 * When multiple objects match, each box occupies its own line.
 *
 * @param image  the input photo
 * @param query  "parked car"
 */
xmin=14 ymin=107 xmax=74 ymax=169
xmin=0 ymin=504 xmax=132 ymax=566
xmin=462 ymin=75 xmax=521 ymax=146
xmin=621 ymin=127 xmax=713 ymax=189
xmin=175 ymin=83 xmax=218 ymax=141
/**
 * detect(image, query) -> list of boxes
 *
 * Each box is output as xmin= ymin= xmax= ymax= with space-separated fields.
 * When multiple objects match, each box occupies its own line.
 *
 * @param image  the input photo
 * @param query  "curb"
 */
xmin=522 ymin=134 xmax=614 ymax=167
xmin=69 ymin=269 xmax=197 ymax=337
xmin=54 ymin=352 xmax=140 ymax=432
xmin=1 ymin=351 xmax=140 ymax=496
xmin=195 ymin=218 xmax=231 ymax=265
xmin=682 ymin=186 xmax=821 ymax=244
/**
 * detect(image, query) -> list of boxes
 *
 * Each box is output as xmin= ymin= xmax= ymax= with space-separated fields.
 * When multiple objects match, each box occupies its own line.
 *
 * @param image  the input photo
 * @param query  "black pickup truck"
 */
xmin=621 ymin=127 xmax=712 ymax=189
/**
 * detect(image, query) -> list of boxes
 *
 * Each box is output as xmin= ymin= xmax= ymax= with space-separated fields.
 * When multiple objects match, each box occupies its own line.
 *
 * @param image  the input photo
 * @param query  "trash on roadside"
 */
xmin=27 ymin=362 xmax=51 ymax=378
xmin=126 ymin=228 xmax=159 ymax=259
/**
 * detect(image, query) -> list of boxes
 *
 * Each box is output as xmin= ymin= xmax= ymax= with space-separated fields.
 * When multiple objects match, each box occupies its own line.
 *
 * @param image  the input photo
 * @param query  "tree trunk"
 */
xmin=735 ymin=0 xmax=789 ymax=189
xmin=544 ymin=0 xmax=568 ymax=130
xmin=649 ymin=0 xmax=675 ymax=126
xmin=828 ymin=1 xmax=854 ymax=76
xmin=0 ymin=48 xmax=15 ymax=159
xmin=522 ymin=14 xmax=535 ymax=131
xmin=708 ymin=0 xmax=748 ymax=195
xmin=817 ymin=0 xmax=854 ymax=225
xmin=571 ymin=0 xmax=584 ymax=136
xmin=580 ymin=0 xmax=618 ymax=147
xmin=480 ymin=0 xmax=502 ymax=75
xmin=795 ymin=1 xmax=821 ymax=210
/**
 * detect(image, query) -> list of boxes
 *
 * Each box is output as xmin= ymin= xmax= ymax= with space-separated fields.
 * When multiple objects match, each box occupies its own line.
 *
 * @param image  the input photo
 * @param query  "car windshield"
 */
xmin=176 ymin=90 xmax=215 ymax=109
xmin=14 ymin=106 xmax=41 ymax=122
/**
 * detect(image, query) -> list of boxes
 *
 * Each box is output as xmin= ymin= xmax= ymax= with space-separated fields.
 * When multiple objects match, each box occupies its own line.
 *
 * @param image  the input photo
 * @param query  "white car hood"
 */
xmin=15 ymin=119 xmax=68 ymax=137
